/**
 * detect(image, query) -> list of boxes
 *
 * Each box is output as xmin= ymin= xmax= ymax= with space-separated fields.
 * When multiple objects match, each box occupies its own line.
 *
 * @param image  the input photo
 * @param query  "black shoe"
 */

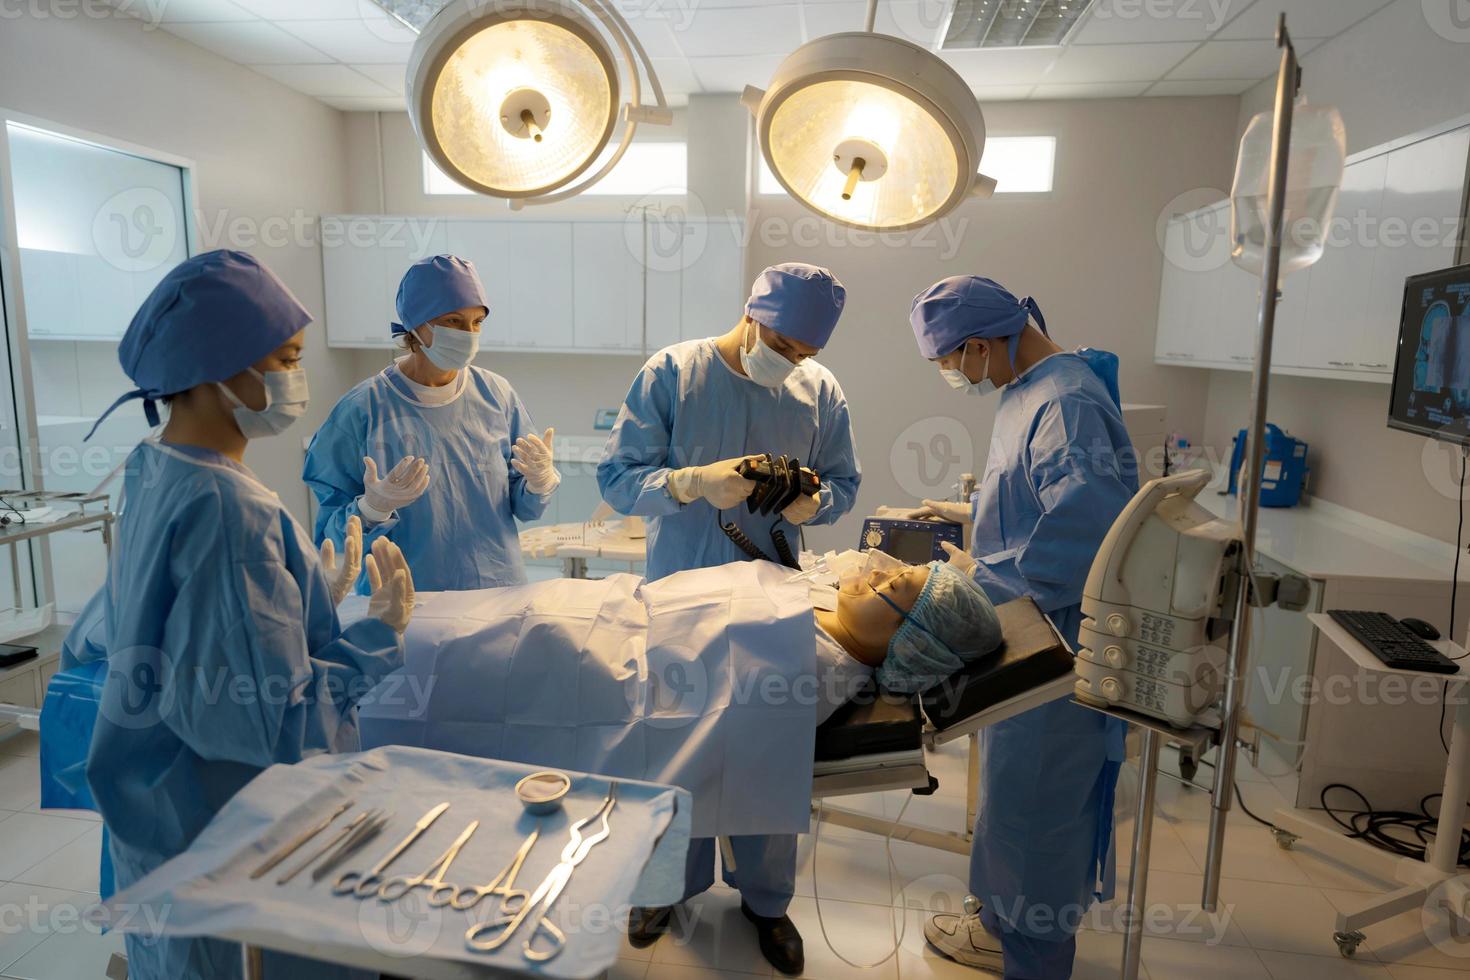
xmin=627 ymin=905 xmax=676 ymax=948
xmin=741 ymin=901 xmax=804 ymax=975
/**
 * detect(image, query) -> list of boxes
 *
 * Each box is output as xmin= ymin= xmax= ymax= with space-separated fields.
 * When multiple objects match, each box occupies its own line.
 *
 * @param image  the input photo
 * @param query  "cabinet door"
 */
xmin=680 ymin=218 xmax=744 ymax=342
xmin=1154 ymin=219 xmax=1196 ymax=363
xmin=1363 ymin=128 xmax=1470 ymax=374
xmin=1215 ymin=259 xmax=1262 ymax=368
xmin=572 ymin=222 xmax=640 ymax=352
xmin=1157 ymin=208 xmax=1229 ymax=363
xmin=446 ymin=220 xmax=513 ymax=345
xmin=1298 ymin=153 xmax=1388 ymax=372
xmin=74 ymin=252 xmax=135 ymax=340
xmin=18 ymin=248 xmax=77 ymax=339
xmin=506 ymin=223 xmax=574 ymax=349
xmin=642 ymin=215 xmax=683 ymax=355
xmin=322 ymin=219 xmax=394 ymax=348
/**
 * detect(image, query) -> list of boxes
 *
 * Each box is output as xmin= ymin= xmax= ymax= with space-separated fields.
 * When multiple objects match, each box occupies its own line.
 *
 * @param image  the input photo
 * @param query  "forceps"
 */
xmin=378 ymin=820 xmax=479 ymax=902
xmin=465 ymin=783 xmax=617 ymax=961
xmin=431 ymin=828 xmax=538 ymax=912
xmin=333 ymin=802 xmax=450 ymax=898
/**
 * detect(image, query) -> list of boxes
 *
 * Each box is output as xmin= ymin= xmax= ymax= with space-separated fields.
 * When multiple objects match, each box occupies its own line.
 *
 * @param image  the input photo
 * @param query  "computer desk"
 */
xmin=1268 ymin=613 xmax=1470 ymax=958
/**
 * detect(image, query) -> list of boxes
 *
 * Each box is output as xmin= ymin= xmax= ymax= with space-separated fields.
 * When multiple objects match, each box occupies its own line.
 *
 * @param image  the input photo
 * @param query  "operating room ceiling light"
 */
xmin=942 ymin=0 xmax=1098 ymax=49
xmin=743 ymin=3 xmax=996 ymax=232
xmin=404 ymin=0 xmax=671 ymax=205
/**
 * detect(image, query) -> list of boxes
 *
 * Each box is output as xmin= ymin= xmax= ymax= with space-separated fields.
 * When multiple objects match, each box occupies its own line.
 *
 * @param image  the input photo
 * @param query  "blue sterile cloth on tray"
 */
xmin=101 ymin=745 xmax=690 ymax=978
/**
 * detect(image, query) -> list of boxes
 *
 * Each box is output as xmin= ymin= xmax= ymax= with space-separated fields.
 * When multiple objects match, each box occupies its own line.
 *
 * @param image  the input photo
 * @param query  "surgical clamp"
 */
xmin=333 ymin=802 xmax=450 ymax=898
xmin=465 ymin=784 xmax=617 ymax=961
xmin=378 ymin=820 xmax=480 ymax=902
xmin=432 ymin=827 xmax=538 ymax=912
xmin=275 ymin=808 xmax=379 ymax=886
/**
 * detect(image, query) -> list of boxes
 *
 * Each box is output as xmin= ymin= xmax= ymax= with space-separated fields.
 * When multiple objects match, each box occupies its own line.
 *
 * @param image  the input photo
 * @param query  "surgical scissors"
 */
xmin=333 ymin=801 xmax=449 ymax=898
xmin=378 ymin=819 xmax=479 ymax=902
xmin=465 ymin=783 xmax=617 ymax=961
xmin=431 ymin=827 xmax=538 ymax=912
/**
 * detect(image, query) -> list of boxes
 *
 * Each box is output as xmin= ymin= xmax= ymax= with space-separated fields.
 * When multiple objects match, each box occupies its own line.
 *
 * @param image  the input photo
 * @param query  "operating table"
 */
xmin=810 ymin=596 xmax=1078 ymax=854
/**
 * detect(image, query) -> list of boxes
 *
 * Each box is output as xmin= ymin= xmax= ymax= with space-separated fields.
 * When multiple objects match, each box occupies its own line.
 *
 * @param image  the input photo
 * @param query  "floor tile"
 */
xmin=0 ymin=882 xmax=103 ymax=973
xmin=887 ymin=840 xmax=970 ymax=915
xmin=1221 ymin=879 xmax=1369 ymax=958
xmin=0 ymin=732 xmax=39 ymax=758
xmin=1072 ymin=926 xmax=1129 ymax=980
xmin=648 ymin=891 xmax=774 ymax=976
xmin=784 ymin=896 xmax=900 ymax=979
xmin=1089 ymin=869 xmax=1251 ymax=946
xmin=1 ymin=923 xmax=123 ymax=980
xmin=1141 ymin=934 xmax=1271 ymax=979
xmin=0 ymin=756 xmax=40 ymax=811
xmin=892 ymin=907 xmax=1003 ymax=980
xmin=13 ymin=825 xmax=104 ymax=894
xmin=1256 ymin=947 xmax=1396 ymax=979
xmin=1324 ymin=887 xmax=1470 ymax=972
xmin=0 ymin=814 xmax=94 ymax=881
xmin=605 ymin=958 xmax=651 ymax=980
xmin=1170 ymin=811 xmax=1314 ymax=886
xmin=796 ymin=830 xmax=896 ymax=907
xmin=1382 ymin=964 xmax=1470 ymax=980
xmin=1115 ymin=816 xmax=1202 ymax=876
xmin=644 ymin=964 xmax=770 ymax=980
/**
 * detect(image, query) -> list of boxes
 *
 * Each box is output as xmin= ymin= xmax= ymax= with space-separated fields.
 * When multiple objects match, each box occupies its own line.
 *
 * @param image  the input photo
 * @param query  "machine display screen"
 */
xmin=1389 ymin=263 xmax=1470 ymax=447
xmin=886 ymin=527 xmax=937 ymax=564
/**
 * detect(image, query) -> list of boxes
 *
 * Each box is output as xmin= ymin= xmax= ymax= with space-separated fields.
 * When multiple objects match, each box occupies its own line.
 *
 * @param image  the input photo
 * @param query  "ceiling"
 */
xmin=110 ymin=0 xmax=1395 ymax=111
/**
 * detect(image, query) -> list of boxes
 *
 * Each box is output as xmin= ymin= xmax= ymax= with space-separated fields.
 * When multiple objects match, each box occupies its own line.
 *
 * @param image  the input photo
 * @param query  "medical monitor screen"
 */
xmin=886 ymin=527 xmax=937 ymax=564
xmin=1389 ymin=263 xmax=1470 ymax=447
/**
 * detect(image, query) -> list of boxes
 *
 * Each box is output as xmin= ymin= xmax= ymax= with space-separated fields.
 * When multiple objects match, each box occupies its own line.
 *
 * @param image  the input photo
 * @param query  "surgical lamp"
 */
xmin=402 ymin=0 xmax=672 ymax=206
xmin=741 ymin=0 xmax=996 ymax=232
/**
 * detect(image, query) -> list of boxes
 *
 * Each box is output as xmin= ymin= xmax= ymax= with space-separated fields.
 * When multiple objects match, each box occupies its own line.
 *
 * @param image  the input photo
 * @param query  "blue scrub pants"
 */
xmin=682 ymin=834 xmax=797 ymax=917
xmin=979 ymin=906 xmax=1077 ymax=980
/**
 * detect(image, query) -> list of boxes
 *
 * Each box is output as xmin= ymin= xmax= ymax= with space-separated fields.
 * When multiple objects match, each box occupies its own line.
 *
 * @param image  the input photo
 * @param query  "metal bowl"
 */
xmin=515 ymin=770 xmax=571 ymax=815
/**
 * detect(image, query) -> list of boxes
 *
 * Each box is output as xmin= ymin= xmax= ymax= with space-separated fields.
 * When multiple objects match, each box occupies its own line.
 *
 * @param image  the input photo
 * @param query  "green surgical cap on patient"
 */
xmin=876 ymin=561 xmax=1004 ymax=694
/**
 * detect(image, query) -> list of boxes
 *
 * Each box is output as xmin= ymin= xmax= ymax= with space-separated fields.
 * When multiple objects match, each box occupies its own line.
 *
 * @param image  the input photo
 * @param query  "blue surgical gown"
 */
xmin=85 ymin=440 xmax=402 ymax=980
xmin=964 ymin=350 xmax=1137 ymax=947
xmin=303 ymin=363 xmax=552 ymax=592
xmin=597 ymin=340 xmax=861 ymax=581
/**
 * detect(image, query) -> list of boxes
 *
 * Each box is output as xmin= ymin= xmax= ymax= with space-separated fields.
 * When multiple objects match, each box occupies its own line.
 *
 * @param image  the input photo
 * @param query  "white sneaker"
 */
xmin=924 ymin=907 xmax=1005 ymax=973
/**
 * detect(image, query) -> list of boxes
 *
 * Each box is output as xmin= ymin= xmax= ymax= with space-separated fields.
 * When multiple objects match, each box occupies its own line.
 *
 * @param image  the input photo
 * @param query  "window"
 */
xmin=424 ymin=141 xmax=688 ymax=197
xmin=2 ymin=119 xmax=191 ymax=619
xmin=757 ymin=135 xmax=1056 ymax=195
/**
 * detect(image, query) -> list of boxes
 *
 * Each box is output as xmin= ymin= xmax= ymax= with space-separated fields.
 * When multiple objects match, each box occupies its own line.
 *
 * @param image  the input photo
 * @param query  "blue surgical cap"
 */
xmin=744 ymin=262 xmax=846 ymax=348
xmin=910 ymin=275 xmax=1048 ymax=367
xmin=876 ymin=562 xmax=1004 ymax=694
xmin=87 ymin=250 xmax=311 ymax=439
xmin=391 ymin=254 xmax=489 ymax=336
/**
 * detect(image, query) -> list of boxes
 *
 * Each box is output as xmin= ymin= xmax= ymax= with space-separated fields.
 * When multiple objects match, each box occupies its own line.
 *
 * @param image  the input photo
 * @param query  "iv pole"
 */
xmin=1203 ymin=13 xmax=1300 ymax=914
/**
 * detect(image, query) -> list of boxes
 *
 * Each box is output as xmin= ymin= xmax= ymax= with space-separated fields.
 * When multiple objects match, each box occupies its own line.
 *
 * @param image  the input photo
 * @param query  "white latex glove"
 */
xmin=361 ymin=456 xmax=430 ymax=523
xmin=319 ymin=515 xmax=363 ymax=606
xmin=919 ymin=499 xmax=973 ymax=524
xmin=667 ymin=456 xmax=759 ymax=509
xmin=365 ymin=537 xmax=415 ymax=634
xmin=510 ymin=427 xmax=560 ymax=495
xmin=781 ymin=491 xmax=821 ymax=525
xmin=941 ymin=541 xmax=978 ymax=577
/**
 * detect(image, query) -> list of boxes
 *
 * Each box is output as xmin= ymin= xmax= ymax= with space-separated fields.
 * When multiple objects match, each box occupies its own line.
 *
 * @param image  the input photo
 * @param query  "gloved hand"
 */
xmin=782 ymin=491 xmax=821 ymax=525
xmin=920 ymin=499 xmax=973 ymax=524
xmin=667 ymin=456 xmax=759 ymax=509
xmin=361 ymin=456 xmax=430 ymax=523
xmin=365 ymin=537 xmax=415 ymax=634
xmin=319 ymin=515 xmax=363 ymax=606
xmin=511 ymin=427 xmax=561 ymax=495
xmin=941 ymin=541 xmax=978 ymax=577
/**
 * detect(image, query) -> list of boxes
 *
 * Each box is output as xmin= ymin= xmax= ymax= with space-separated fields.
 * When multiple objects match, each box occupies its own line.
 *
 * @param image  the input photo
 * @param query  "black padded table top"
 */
xmin=813 ymin=597 xmax=1075 ymax=762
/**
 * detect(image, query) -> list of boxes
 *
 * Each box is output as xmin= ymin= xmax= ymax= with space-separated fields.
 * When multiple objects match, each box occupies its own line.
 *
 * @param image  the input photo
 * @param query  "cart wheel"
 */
xmin=1179 ymin=756 xmax=1199 ymax=782
xmin=1272 ymin=828 xmax=1299 ymax=850
xmin=1333 ymin=930 xmax=1365 ymax=957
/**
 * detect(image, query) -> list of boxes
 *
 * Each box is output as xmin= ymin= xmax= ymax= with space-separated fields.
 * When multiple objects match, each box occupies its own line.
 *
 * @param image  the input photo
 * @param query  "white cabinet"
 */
xmin=1152 ymin=122 xmax=1470 ymax=383
xmin=322 ymin=215 xmax=744 ymax=355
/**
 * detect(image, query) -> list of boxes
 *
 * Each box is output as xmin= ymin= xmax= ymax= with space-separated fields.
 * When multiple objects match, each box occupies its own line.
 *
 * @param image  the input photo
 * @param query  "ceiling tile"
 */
xmin=1166 ymin=36 xmax=1322 ymax=79
xmin=1041 ymin=41 xmax=1197 ymax=83
xmin=1144 ymin=77 xmax=1259 ymax=96
xmin=973 ymin=84 xmax=1038 ymax=101
xmin=648 ymin=57 xmax=701 ymax=96
xmin=674 ymin=5 xmax=803 ymax=56
xmin=275 ymin=17 xmax=418 ymax=63
xmin=229 ymin=0 xmax=379 ymax=18
xmin=625 ymin=19 xmax=688 ymax=60
xmin=148 ymin=0 xmax=254 ymax=22
xmin=1031 ymin=81 xmax=1150 ymax=99
xmin=1217 ymin=0 xmax=1393 ymax=40
xmin=252 ymin=63 xmax=394 ymax=97
xmin=317 ymin=95 xmax=411 ymax=111
xmin=689 ymin=53 xmax=785 ymax=92
xmin=1071 ymin=0 xmax=1255 ymax=44
xmin=164 ymin=21 xmax=335 ymax=64
xmin=939 ymin=47 xmax=1062 ymax=86
xmin=348 ymin=63 xmax=407 ymax=94
xmin=804 ymin=0 xmax=951 ymax=46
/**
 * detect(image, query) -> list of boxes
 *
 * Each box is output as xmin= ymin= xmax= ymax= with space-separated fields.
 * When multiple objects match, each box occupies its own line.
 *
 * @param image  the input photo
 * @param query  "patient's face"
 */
xmin=836 ymin=564 xmax=931 ymax=644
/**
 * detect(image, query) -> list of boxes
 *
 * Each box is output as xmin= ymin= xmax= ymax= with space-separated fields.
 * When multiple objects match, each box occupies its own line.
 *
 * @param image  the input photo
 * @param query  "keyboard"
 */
xmin=1327 ymin=610 xmax=1460 ymax=674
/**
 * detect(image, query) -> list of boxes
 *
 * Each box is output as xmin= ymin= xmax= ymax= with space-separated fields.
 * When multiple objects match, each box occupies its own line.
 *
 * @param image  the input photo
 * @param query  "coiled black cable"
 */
xmin=770 ymin=527 xmax=800 ymax=569
xmin=1319 ymin=783 xmax=1470 ymax=865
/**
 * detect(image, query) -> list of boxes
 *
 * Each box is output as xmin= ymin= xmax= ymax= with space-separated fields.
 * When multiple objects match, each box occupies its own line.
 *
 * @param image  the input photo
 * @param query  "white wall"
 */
xmin=1201 ymin=0 xmax=1470 ymax=543
xmin=0 ymin=9 xmax=353 ymax=521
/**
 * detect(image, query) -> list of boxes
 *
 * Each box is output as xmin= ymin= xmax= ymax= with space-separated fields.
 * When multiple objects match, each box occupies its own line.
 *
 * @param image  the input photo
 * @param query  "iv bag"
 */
xmin=1230 ymin=98 xmax=1347 ymax=277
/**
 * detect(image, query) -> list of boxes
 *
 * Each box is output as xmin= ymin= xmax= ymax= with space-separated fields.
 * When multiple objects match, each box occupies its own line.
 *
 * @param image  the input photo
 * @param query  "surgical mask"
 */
xmin=941 ymin=345 xmax=996 ymax=397
xmin=740 ymin=320 xmax=798 ymax=388
xmin=217 ymin=368 xmax=309 ymax=438
xmin=416 ymin=322 xmax=479 ymax=372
